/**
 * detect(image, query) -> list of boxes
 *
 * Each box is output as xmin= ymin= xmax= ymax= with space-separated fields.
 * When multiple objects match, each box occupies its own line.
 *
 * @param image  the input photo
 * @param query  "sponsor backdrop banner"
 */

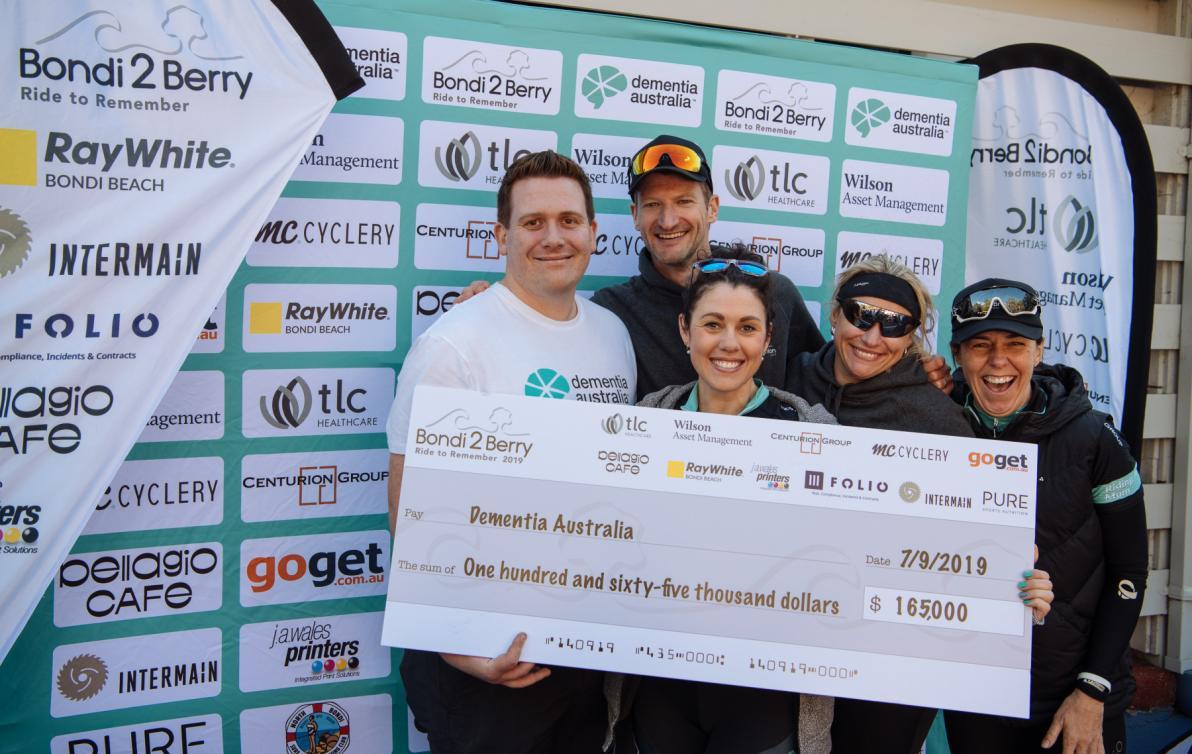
xmin=0 ymin=0 xmax=976 ymax=751
xmin=964 ymin=44 xmax=1156 ymax=451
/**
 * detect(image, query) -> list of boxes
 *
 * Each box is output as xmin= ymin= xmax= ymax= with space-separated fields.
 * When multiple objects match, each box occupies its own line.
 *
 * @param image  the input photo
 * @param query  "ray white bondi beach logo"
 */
xmin=715 ymin=70 xmax=835 ymax=142
xmin=421 ymin=36 xmax=562 ymax=114
xmin=574 ymin=54 xmax=704 ymax=127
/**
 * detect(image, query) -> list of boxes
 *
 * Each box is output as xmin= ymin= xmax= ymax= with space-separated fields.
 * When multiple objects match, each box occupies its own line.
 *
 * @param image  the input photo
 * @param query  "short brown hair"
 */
xmin=496 ymin=151 xmax=595 ymax=227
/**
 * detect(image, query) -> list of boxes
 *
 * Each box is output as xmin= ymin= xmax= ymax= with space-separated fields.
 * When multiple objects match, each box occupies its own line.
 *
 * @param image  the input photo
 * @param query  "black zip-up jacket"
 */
xmin=953 ymin=363 xmax=1147 ymax=721
xmin=592 ymin=250 xmax=824 ymax=400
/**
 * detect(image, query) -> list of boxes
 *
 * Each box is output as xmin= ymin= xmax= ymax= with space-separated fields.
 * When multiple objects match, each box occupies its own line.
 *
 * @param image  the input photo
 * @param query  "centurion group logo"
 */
xmin=709 ymin=220 xmax=825 ymax=286
xmin=241 ymin=449 xmax=389 ymax=523
xmin=421 ymin=36 xmax=562 ymax=114
xmin=713 ymin=144 xmax=829 ymax=214
xmin=413 ymin=203 xmax=500 ymax=273
xmin=715 ymin=70 xmax=835 ymax=142
xmin=574 ymin=53 xmax=704 ymax=127
xmin=419 ymin=120 xmax=557 ymax=190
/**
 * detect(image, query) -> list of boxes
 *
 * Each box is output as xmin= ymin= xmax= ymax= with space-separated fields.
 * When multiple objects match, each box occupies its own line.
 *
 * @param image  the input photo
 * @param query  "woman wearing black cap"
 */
xmin=784 ymin=257 xmax=1052 ymax=754
xmin=944 ymin=278 xmax=1148 ymax=754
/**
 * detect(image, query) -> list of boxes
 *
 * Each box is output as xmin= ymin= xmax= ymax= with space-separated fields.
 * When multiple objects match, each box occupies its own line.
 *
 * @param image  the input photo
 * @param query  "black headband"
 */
xmin=837 ymin=272 xmax=921 ymax=321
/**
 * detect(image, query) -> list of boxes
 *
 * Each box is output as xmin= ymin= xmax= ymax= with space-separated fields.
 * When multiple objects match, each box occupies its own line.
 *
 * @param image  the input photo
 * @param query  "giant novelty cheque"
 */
xmin=385 ymin=387 xmax=1038 ymax=717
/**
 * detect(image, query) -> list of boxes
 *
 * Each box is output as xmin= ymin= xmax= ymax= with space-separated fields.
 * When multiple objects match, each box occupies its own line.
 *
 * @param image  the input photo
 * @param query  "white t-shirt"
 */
xmin=387 ymin=283 xmax=637 ymax=453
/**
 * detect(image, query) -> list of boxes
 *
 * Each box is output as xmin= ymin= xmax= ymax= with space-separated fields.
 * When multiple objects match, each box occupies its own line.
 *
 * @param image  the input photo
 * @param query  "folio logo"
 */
xmin=240 ymin=531 xmax=389 ymax=606
xmin=436 ymin=131 xmax=482 ymax=181
xmin=725 ymin=155 xmax=765 ymax=201
xmin=261 ymin=377 xmax=312 ymax=430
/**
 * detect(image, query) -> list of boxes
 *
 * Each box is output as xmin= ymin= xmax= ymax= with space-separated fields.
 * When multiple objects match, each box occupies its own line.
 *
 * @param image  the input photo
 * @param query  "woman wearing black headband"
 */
xmin=786 ymin=257 xmax=1045 ymax=754
xmin=944 ymin=278 xmax=1147 ymax=754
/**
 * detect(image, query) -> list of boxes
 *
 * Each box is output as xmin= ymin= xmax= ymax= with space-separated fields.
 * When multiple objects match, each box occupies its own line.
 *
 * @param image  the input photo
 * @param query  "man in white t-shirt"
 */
xmin=386 ymin=151 xmax=635 ymax=754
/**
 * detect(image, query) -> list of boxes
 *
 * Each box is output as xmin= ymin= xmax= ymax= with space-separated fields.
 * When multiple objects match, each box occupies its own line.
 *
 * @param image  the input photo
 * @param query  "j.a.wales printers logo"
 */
xmin=0 ymin=208 xmax=32 ymax=277
xmin=239 ymin=612 xmax=391 ymax=693
xmin=715 ymin=70 xmax=835 ymax=142
xmin=334 ymin=26 xmax=406 ymax=101
xmin=845 ymin=88 xmax=957 ymax=157
xmin=421 ymin=36 xmax=562 ymax=115
xmin=574 ymin=54 xmax=704 ymax=127
xmin=713 ymin=145 xmax=829 ymax=215
xmin=752 ymin=463 xmax=790 ymax=491
xmin=20 ymin=6 xmax=255 ymax=106
xmin=971 ymin=105 xmax=1094 ymax=176
xmin=2 ymin=502 xmax=42 ymax=554
xmin=420 ymin=121 xmax=557 ymax=190
xmin=285 ymin=701 xmax=350 ymax=754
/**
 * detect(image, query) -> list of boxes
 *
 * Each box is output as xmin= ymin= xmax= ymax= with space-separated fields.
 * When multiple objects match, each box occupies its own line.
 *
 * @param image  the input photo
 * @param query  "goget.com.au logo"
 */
xmin=241 ymin=531 xmax=388 ymax=607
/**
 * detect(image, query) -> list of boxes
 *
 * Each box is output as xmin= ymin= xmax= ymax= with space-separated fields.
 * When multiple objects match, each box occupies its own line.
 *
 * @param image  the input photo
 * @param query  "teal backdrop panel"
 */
xmin=0 ymin=2 xmax=975 ymax=752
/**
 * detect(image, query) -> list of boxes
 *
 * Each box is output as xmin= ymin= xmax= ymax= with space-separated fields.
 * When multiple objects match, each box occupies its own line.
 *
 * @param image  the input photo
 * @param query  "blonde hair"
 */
xmin=830 ymin=255 xmax=935 ymax=357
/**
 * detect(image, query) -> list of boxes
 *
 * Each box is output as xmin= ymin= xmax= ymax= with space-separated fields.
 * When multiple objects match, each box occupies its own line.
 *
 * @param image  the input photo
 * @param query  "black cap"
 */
xmin=950 ymin=277 xmax=1044 ymax=344
xmin=627 ymin=134 xmax=713 ymax=197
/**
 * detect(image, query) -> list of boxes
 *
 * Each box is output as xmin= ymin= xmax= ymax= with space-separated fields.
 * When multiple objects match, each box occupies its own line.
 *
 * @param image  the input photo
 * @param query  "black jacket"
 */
xmin=592 ymin=250 xmax=824 ymax=400
xmin=953 ymin=363 xmax=1147 ymax=721
xmin=786 ymin=342 xmax=973 ymax=436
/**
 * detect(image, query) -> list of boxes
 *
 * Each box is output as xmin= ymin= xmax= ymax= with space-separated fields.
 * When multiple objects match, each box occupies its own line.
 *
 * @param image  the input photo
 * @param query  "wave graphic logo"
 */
xmin=261 ymin=376 xmax=312 ymax=429
xmin=435 ymin=130 xmax=483 ymax=182
xmin=725 ymin=155 xmax=765 ymax=201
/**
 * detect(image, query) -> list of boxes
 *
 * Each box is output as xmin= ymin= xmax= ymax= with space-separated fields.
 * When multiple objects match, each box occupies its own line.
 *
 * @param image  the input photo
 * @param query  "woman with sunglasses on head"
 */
xmin=609 ymin=243 xmax=837 ymax=754
xmin=942 ymin=278 xmax=1146 ymax=754
xmin=784 ymin=256 xmax=1052 ymax=754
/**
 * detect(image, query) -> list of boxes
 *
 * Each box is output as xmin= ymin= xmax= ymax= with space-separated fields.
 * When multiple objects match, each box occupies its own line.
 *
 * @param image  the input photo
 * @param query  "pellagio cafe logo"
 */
xmin=436 ymin=130 xmax=483 ymax=182
xmin=725 ymin=155 xmax=765 ymax=202
xmin=581 ymin=65 xmax=627 ymax=109
xmin=0 ymin=207 xmax=32 ymax=276
xmin=262 ymin=377 xmax=313 ymax=430
xmin=57 ymin=653 xmax=108 ymax=701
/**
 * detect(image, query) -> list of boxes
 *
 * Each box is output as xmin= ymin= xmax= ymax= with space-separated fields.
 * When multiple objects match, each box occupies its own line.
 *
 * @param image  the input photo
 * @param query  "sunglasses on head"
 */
xmin=952 ymin=286 xmax=1041 ymax=323
xmin=690 ymin=258 xmax=769 ymax=284
xmin=631 ymin=143 xmax=704 ymax=177
xmin=839 ymin=298 xmax=919 ymax=338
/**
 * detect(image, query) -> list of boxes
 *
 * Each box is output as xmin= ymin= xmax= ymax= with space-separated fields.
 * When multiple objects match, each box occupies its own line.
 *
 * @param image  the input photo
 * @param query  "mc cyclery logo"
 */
xmin=56 ymin=654 xmax=107 ymax=701
xmin=436 ymin=130 xmax=482 ymax=181
xmin=261 ymin=377 xmax=312 ymax=430
xmin=0 ymin=208 xmax=32 ymax=277
xmin=725 ymin=155 xmax=765 ymax=201
xmin=524 ymin=369 xmax=570 ymax=399
xmin=581 ymin=65 xmax=627 ymax=109
xmin=850 ymin=98 xmax=891 ymax=137
xmin=1054 ymin=195 xmax=1097 ymax=253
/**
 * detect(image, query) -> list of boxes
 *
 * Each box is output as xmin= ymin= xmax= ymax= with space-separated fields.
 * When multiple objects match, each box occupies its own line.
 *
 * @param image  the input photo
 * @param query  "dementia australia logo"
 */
xmin=524 ymin=369 xmax=570 ymax=399
xmin=581 ymin=65 xmax=627 ymax=108
xmin=0 ymin=208 xmax=32 ymax=277
xmin=850 ymin=98 xmax=891 ymax=137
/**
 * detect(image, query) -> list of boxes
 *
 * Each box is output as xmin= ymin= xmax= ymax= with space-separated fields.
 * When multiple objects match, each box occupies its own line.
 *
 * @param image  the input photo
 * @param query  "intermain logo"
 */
xmin=1054 ymin=195 xmax=1097 ymax=253
xmin=581 ymin=65 xmax=627 ymax=108
xmin=524 ymin=368 xmax=570 ymax=399
xmin=850 ymin=98 xmax=891 ymax=137
xmin=262 ymin=377 xmax=312 ymax=430
xmin=0 ymin=207 xmax=32 ymax=277
xmin=56 ymin=654 xmax=108 ymax=701
xmin=725 ymin=155 xmax=765 ymax=201
xmin=435 ymin=130 xmax=483 ymax=181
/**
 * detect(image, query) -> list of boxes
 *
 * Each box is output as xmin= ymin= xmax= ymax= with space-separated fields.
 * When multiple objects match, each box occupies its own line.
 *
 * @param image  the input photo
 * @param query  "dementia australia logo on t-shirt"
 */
xmin=524 ymin=368 xmax=630 ymax=403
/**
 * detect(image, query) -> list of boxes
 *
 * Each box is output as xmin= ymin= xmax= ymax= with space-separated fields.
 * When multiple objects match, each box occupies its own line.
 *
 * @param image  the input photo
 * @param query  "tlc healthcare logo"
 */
xmin=419 ymin=120 xmax=556 ymax=191
xmin=574 ymin=53 xmax=704 ymax=127
xmin=240 ymin=530 xmax=389 ymax=607
xmin=996 ymin=194 xmax=1099 ymax=254
xmin=421 ymin=36 xmax=562 ymax=115
xmin=713 ymin=144 xmax=829 ymax=215
xmin=244 ymin=283 xmax=397 ymax=353
xmin=845 ymin=87 xmax=957 ymax=156
xmin=242 ymin=368 xmax=394 ymax=439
